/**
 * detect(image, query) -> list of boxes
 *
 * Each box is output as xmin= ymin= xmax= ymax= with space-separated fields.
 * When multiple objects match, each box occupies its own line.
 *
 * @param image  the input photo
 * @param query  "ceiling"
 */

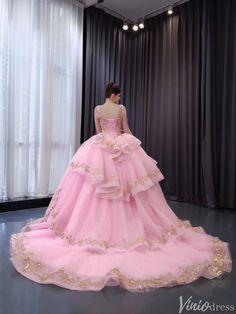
xmin=78 ymin=0 xmax=189 ymax=21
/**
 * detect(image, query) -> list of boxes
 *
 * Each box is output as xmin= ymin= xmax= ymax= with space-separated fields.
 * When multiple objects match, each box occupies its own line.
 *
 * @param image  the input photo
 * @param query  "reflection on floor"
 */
xmin=0 ymin=201 xmax=235 ymax=314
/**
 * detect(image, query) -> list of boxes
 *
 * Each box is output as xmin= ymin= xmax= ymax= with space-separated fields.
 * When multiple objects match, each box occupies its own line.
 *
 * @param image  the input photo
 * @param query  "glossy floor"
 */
xmin=0 ymin=201 xmax=235 ymax=314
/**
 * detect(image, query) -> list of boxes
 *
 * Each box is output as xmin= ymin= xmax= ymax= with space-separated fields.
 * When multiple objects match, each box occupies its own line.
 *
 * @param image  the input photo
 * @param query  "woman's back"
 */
xmin=94 ymin=104 xmax=132 ymax=135
xmin=99 ymin=104 xmax=122 ymax=119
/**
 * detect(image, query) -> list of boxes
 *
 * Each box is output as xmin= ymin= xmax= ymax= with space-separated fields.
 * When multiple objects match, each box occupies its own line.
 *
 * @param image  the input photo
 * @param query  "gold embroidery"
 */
xmin=23 ymin=216 xmax=209 ymax=252
xmin=22 ymin=177 xmax=207 ymax=253
xmin=124 ymin=168 xmax=161 ymax=193
xmin=21 ymin=190 xmax=61 ymax=228
xmin=99 ymin=117 xmax=122 ymax=134
xmin=21 ymin=217 xmax=46 ymax=232
xmin=9 ymin=232 xmax=231 ymax=291
xmin=97 ymin=105 xmax=123 ymax=135
xmin=48 ymin=222 xmax=173 ymax=249
xmin=70 ymin=162 xmax=162 ymax=198
xmin=23 ymin=184 xmax=204 ymax=252
xmin=70 ymin=162 xmax=101 ymax=176
xmin=44 ymin=188 xmax=63 ymax=219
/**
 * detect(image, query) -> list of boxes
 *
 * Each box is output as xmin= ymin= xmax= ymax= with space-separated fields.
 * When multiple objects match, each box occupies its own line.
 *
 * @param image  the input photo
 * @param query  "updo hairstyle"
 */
xmin=105 ymin=82 xmax=121 ymax=98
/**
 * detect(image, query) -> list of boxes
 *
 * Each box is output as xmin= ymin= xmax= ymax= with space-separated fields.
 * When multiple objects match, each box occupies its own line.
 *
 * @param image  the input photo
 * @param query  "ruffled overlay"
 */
xmin=9 ymin=131 xmax=232 ymax=292
xmin=69 ymin=132 xmax=165 ymax=201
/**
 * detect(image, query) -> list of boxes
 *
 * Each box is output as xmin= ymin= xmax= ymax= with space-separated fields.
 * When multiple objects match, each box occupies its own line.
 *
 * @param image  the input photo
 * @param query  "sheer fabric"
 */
xmin=94 ymin=105 xmax=132 ymax=135
xmin=0 ymin=0 xmax=84 ymax=200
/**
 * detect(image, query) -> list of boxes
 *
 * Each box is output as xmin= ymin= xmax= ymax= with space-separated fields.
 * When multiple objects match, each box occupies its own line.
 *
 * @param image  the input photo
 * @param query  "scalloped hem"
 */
xmin=9 ymin=231 xmax=232 ymax=292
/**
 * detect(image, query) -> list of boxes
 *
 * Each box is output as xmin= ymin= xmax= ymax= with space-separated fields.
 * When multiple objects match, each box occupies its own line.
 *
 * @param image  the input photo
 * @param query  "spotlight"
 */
xmin=139 ymin=22 xmax=144 ymax=29
xmin=123 ymin=24 xmax=128 ymax=30
xmin=167 ymin=5 xmax=173 ymax=15
xmin=132 ymin=23 xmax=138 ymax=31
xmin=137 ymin=18 xmax=145 ymax=29
xmin=123 ymin=20 xmax=129 ymax=30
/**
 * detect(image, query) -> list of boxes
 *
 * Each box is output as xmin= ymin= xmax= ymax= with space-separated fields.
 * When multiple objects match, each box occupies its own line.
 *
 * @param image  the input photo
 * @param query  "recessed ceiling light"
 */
xmin=167 ymin=5 xmax=173 ymax=15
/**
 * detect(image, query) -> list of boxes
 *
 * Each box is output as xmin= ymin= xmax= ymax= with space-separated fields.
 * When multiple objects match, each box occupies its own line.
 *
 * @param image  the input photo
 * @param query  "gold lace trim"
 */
xmin=22 ymin=171 xmax=204 ymax=253
xmin=48 ymin=219 xmax=207 ymax=249
xmin=71 ymin=162 xmax=102 ymax=175
xmin=10 ymin=231 xmax=231 ymax=291
xmin=22 ymin=215 xmax=209 ymax=251
xmin=23 ymin=180 xmax=204 ymax=252
xmin=44 ymin=188 xmax=63 ymax=220
xmin=70 ymin=162 xmax=163 ymax=197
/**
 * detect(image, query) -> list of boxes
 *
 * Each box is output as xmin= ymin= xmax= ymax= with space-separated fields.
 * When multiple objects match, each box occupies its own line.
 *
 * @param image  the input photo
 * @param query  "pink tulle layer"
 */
xmin=9 ymin=132 xmax=232 ymax=292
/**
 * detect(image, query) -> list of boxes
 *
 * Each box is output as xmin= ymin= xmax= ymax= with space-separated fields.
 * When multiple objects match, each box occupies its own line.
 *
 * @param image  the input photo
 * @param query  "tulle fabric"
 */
xmin=69 ymin=132 xmax=164 ymax=201
xmin=9 ymin=115 xmax=232 ymax=292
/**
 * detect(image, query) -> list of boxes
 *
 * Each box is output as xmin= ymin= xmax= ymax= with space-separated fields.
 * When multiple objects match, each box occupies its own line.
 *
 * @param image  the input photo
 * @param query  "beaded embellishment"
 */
xmin=98 ymin=105 xmax=124 ymax=134
xmin=70 ymin=161 xmax=163 ymax=198
xmin=9 ymin=229 xmax=232 ymax=291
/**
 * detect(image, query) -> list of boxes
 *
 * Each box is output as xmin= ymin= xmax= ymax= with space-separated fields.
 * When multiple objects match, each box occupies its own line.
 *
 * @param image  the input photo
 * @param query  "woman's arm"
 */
xmin=94 ymin=106 xmax=102 ymax=134
xmin=121 ymin=105 xmax=132 ymax=134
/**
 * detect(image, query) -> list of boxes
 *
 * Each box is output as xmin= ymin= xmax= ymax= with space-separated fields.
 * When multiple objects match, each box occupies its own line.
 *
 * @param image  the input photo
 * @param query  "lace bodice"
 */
xmin=94 ymin=105 xmax=124 ymax=135
xmin=91 ymin=104 xmax=137 ymax=161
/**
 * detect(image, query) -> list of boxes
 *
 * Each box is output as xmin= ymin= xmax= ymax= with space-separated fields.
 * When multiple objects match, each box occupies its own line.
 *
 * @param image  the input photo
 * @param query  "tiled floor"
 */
xmin=0 ymin=201 xmax=235 ymax=314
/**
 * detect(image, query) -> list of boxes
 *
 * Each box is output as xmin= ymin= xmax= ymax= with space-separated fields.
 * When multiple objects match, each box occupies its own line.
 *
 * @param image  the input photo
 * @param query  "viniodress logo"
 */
xmin=178 ymin=296 xmax=235 ymax=313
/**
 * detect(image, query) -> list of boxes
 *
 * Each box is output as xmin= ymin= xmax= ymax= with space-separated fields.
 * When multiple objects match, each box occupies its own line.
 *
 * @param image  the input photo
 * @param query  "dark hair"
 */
xmin=105 ymin=81 xmax=121 ymax=98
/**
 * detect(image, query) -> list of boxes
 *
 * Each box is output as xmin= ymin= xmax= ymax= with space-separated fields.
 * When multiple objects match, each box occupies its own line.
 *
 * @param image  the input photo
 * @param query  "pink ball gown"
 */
xmin=9 ymin=104 xmax=232 ymax=292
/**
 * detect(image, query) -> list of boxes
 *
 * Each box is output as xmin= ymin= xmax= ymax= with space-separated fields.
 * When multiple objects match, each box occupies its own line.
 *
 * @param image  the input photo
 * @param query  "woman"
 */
xmin=9 ymin=82 xmax=232 ymax=292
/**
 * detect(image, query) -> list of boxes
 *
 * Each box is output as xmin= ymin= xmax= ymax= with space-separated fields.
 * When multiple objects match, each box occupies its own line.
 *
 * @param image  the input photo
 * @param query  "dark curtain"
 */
xmin=82 ymin=0 xmax=236 ymax=209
